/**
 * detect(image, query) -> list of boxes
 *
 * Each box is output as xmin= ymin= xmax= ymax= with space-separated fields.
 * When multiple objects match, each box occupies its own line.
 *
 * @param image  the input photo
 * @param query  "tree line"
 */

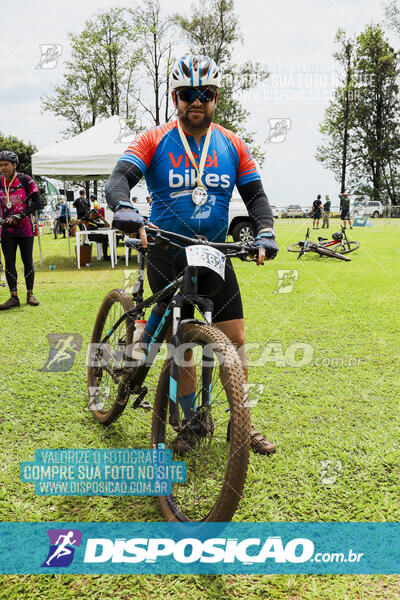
xmin=316 ymin=2 xmax=400 ymax=205
xmin=41 ymin=0 xmax=268 ymax=164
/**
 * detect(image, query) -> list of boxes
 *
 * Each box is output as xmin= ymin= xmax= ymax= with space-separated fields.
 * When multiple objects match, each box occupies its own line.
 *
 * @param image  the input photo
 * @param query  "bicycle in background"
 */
xmin=287 ymin=226 xmax=359 ymax=261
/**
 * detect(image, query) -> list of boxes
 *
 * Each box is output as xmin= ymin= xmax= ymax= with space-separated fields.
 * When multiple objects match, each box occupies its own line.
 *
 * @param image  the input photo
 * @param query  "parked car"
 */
xmin=281 ymin=204 xmax=304 ymax=218
xmin=270 ymin=205 xmax=279 ymax=219
xmin=303 ymin=207 xmax=312 ymax=218
xmin=352 ymin=199 xmax=384 ymax=218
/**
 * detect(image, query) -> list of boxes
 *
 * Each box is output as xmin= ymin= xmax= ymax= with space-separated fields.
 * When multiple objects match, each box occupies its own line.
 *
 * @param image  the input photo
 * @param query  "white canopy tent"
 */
xmin=32 ymin=116 xmax=134 ymax=255
xmin=32 ymin=115 xmax=133 ymax=180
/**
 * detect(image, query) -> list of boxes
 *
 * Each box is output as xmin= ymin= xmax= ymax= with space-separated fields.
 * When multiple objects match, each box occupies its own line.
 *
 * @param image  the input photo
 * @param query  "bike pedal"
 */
xmin=133 ymin=400 xmax=152 ymax=411
xmin=132 ymin=387 xmax=150 ymax=410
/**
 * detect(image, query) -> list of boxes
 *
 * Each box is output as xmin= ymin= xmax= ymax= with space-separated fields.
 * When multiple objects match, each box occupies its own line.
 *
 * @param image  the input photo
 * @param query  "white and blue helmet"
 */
xmin=170 ymin=55 xmax=221 ymax=90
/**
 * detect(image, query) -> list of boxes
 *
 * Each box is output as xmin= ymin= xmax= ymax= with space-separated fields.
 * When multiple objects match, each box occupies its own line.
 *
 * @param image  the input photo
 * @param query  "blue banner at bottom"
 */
xmin=0 ymin=522 xmax=398 ymax=574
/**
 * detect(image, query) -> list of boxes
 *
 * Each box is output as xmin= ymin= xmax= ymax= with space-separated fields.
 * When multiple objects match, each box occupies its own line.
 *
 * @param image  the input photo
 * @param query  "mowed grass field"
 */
xmin=0 ymin=218 xmax=399 ymax=599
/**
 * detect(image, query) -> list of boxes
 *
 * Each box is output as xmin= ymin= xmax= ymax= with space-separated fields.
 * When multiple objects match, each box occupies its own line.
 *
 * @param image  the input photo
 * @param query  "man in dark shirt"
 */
xmin=73 ymin=190 xmax=90 ymax=222
xmin=312 ymin=195 xmax=322 ymax=229
xmin=339 ymin=192 xmax=352 ymax=229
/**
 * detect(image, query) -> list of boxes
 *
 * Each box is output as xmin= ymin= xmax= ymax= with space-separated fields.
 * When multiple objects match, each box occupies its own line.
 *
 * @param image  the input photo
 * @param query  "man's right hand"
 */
xmin=112 ymin=207 xmax=145 ymax=234
xmin=112 ymin=207 xmax=158 ymax=249
xmin=5 ymin=215 xmax=22 ymax=226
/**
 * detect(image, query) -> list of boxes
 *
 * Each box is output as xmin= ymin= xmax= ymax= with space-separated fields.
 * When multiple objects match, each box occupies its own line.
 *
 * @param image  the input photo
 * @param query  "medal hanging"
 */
xmin=3 ymin=173 xmax=16 ymax=209
xmin=177 ymin=120 xmax=213 ymax=207
xmin=192 ymin=186 xmax=208 ymax=206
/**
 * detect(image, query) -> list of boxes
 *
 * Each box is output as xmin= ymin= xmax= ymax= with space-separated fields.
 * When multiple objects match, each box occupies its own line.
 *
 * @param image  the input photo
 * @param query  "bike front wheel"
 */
xmin=287 ymin=242 xmax=305 ymax=253
xmin=151 ymin=323 xmax=250 ymax=522
xmin=87 ymin=289 xmax=134 ymax=425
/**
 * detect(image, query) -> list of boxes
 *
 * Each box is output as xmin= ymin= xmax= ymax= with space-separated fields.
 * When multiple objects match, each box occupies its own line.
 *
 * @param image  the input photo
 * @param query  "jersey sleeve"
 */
xmin=119 ymin=128 xmax=163 ymax=174
xmin=25 ymin=175 xmax=38 ymax=195
xmin=235 ymin=138 xmax=260 ymax=186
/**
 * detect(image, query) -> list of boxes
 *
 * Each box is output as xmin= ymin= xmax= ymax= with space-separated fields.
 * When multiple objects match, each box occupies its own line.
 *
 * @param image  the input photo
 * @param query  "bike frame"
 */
xmin=297 ymin=226 xmax=352 ymax=258
xmin=318 ymin=226 xmax=351 ymax=251
xmin=99 ymin=227 xmax=252 ymax=426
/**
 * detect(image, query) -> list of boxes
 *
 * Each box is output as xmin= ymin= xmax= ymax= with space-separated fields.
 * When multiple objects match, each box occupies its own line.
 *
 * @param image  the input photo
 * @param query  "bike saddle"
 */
xmin=318 ymin=237 xmax=328 ymax=242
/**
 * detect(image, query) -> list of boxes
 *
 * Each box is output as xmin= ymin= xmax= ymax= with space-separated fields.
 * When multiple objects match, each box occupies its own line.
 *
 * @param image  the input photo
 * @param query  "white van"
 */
xmin=352 ymin=199 xmax=384 ymax=218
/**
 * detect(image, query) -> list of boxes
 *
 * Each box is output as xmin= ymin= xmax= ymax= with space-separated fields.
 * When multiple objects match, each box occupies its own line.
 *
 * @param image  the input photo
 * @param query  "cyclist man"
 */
xmin=0 ymin=150 xmax=41 ymax=309
xmin=105 ymin=55 xmax=279 ymax=455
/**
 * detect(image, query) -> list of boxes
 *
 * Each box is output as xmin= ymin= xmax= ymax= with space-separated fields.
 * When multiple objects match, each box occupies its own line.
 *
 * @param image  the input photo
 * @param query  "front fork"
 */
xmin=168 ymin=267 xmax=214 ymax=427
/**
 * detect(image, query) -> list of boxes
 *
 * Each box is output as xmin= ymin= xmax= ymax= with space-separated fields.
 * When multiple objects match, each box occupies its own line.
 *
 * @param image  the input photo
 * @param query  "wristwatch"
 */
xmin=115 ymin=201 xmax=138 ymax=212
xmin=257 ymin=227 xmax=276 ymax=239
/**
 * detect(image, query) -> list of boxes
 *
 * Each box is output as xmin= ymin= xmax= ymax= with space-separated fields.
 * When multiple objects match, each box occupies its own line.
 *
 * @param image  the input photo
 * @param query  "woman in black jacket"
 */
xmin=0 ymin=150 xmax=41 ymax=309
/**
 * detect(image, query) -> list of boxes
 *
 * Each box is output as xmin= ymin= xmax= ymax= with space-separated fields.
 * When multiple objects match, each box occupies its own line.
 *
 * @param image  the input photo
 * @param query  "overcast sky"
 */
xmin=0 ymin=0 xmax=393 ymax=206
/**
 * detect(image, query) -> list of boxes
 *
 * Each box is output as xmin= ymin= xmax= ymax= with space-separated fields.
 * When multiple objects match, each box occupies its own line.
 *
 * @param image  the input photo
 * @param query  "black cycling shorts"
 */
xmin=146 ymin=247 xmax=243 ymax=323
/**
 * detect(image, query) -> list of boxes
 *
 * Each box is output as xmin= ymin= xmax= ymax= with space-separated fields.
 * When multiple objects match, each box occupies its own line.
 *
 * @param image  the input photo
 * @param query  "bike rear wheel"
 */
xmin=329 ymin=240 xmax=360 ymax=255
xmin=87 ymin=289 xmax=135 ymax=424
xmin=151 ymin=323 xmax=250 ymax=522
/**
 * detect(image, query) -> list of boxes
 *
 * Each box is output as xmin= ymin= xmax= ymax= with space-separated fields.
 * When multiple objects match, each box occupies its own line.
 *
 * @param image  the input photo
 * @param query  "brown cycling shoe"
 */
xmin=27 ymin=292 xmax=39 ymax=306
xmin=0 ymin=295 xmax=20 ymax=310
xmin=249 ymin=427 xmax=276 ymax=455
xmin=227 ymin=421 xmax=276 ymax=455
xmin=172 ymin=410 xmax=214 ymax=457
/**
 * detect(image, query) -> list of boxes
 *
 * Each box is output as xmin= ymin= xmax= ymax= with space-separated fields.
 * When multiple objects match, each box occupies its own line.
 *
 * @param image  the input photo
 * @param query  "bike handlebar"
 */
xmin=140 ymin=225 xmax=257 ymax=260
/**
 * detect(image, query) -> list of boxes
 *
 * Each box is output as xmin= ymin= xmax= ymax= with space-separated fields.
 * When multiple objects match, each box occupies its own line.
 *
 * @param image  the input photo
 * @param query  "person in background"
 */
xmin=312 ymin=194 xmax=322 ymax=229
xmin=58 ymin=199 xmax=70 ymax=238
xmin=81 ymin=209 xmax=111 ymax=261
xmin=339 ymin=192 xmax=352 ymax=229
xmin=53 ymin=197 xmax=62 ymax=238
xmin=0 ymin=150 xmax=41 ymax=309
xmin=90 ymin=194 xmax=100 ymax=211
xmin=322 ymin=194 xmax=331 ymax=229
xmin=73 ymin=189 xmax=90 ymax=225
xmin=146 ymin=195 xmax=152 ymax=204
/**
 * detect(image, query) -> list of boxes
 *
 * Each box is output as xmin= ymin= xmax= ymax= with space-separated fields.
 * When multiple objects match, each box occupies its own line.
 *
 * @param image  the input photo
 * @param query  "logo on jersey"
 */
xmin=191 ymin=195 xmax=217 ymax=220
xmin=168 ymin=152 xmax=230 ymax=189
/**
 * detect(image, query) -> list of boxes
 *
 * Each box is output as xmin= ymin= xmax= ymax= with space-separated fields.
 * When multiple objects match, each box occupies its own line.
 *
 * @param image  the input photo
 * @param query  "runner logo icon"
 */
xmin=42 ymin=529 xmax=82 ymax=567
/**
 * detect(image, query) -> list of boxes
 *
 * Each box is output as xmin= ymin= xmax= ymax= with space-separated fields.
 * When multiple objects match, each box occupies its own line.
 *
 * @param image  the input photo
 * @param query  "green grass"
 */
xmin=1 ymin=219 xmax=399 ymax=598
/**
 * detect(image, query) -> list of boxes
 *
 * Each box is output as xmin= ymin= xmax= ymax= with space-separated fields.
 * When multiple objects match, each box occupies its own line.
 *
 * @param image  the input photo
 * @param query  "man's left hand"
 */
xmin=252 ymin=236 xmax=279 ymax=265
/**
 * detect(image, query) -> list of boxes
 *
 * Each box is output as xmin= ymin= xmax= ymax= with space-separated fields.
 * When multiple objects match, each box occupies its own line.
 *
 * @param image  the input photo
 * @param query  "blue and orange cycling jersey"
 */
xmin=119 ymin=120 xmax=260 ymax=242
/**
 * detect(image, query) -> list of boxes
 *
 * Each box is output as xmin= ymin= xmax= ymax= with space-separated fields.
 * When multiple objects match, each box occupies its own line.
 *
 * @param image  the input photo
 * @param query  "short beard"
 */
xmin=178 ymin=107 xmax=213 ymax=132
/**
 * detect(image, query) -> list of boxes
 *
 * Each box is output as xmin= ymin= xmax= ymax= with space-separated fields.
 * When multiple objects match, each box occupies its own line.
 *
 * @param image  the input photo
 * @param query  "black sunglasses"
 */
xmin=175 ymin=87 xmax=217 ymax=103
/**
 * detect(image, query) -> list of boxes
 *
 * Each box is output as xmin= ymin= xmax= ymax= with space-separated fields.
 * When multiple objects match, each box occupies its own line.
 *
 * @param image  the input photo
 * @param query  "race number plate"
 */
xmin=185 ymin=245 xmax=226 ymax=280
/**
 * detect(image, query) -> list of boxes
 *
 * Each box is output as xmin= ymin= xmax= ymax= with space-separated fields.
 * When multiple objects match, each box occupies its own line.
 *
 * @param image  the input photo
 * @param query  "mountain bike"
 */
xmin=316 ymin=226 xmax=359 ymax=255
xmin=87 ymin=226 xmax=259 ymax=522
xmin=287 ymin=227 xmax=354 ymax=261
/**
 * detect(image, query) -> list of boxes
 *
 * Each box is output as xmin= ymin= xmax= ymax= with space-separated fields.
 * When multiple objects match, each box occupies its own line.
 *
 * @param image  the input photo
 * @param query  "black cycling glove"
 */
xmin=112 ymin=203 xmax=145 ymax=234
xmin=252 ymin=234 xmax=279 ymax=259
